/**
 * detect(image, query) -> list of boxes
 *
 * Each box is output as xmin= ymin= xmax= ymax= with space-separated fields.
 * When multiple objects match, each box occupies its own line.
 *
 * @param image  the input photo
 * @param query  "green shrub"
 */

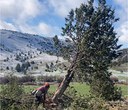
xmin=19 ymin=75 xmax=35 ymax=84
xmin=59 ymin=86 xmax=109 ymax=110
xmin=0 ymin=75 xmax=36 ymax=110
xmin=0 ymin=75 xmax=24 ymax=109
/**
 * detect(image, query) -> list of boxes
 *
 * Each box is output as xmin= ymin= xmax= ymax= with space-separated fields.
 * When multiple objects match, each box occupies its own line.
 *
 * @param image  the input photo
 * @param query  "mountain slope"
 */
xmin=0 ymin=29 xmax=64 ymax=74
xmin=0 ymin=29 xmax=56 ymax=60
xmin=118 ymin=48 xmax=128 ymax=64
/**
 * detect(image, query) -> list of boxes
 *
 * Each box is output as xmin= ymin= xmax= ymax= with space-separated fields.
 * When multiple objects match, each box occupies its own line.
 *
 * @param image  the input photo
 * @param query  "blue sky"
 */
xmin=0 ymin=0 xmax=127 ymax=48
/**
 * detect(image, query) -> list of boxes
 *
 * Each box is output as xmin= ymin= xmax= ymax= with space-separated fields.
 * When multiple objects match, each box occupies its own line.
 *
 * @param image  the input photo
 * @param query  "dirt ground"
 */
xmin=109 ymin=97 xmax=128 ymax=110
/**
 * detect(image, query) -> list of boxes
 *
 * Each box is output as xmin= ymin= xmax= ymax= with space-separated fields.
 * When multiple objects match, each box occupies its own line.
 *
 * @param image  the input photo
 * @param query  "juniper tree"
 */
xmin=74 ymin=0 xmax=122 ymax=100
xmin=15 ymin=63 xmax=21 ymax=72
xmin=52 ymin=0 xmax=121 ymax=102
xmin=53 ymin=35 xmax=61 ymax=63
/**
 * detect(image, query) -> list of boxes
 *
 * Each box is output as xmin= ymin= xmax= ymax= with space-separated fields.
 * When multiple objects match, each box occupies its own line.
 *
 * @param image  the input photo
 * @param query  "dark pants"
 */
xmin=35 ymin=95 xmax=44 ymax=106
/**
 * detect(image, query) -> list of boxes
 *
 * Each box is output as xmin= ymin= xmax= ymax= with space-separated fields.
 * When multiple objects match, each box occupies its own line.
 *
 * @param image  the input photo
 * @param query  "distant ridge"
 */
xmin=0 ymin=29 xmax=56 ymax=58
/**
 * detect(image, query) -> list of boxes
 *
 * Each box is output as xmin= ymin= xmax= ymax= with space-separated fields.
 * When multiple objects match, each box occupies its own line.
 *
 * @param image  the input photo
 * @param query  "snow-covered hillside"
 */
xmin=0 ymin=29 xmax=68 ymax=76
xmin=0 ymin=29 xmax=56 ymax=59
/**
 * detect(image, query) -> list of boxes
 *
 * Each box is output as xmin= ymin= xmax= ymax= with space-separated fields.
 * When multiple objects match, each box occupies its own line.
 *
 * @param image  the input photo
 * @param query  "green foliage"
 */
xmin=90 ymin=71 xmax=122 ymax=100
xmin=1 ymin=78 xmax=24 ymax=99
xmin=37 ymin=75 xmax=63 ymax=83
xmin=60 ymin=86 xmax=77 ymax=108
xmin=45 ymin=62 xmax=58 ymax=72
xmin=0 ymin=75 xmax=24 ymax=110
xmin=15 ymin=62 xmax=31 ymax=73
xmin=53 ymin=35 xmax=60 ymax=48
xmin=0 ymin=75 xmax=38 ymax=110
xmin=15 ymin=63 xmax=21 ymax=72
xmin=60 ymin=86 xmax=109 ymax=110
xmin=53 ymin=35 xmax=61 ymax=62
xmin=71 ymin=95 xmax=109 ymax=110
xmin=19 ymin=75 xmax=35 ymax=83
xmin=61 ymin=0 xmax=122 ymax=100
xmin=53 ymin=35 xmax=73 ymax=61
xmin=21 ymin=62 xmax=31 ymax=74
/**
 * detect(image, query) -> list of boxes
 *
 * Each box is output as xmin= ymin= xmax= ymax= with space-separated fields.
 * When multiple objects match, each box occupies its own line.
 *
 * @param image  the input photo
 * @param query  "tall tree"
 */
xmin=52 ymin=0 xmax=121 ymax=103
xmin=53 ymin=35 xmax=60 ymax=63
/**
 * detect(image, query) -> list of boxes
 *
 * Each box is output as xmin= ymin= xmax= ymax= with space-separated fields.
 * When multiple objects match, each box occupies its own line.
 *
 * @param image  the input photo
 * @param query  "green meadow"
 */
xmin=0 ymin=83 xmax=127 ymax=96
xmin=11 ymin=83 xmax=127 ymax=96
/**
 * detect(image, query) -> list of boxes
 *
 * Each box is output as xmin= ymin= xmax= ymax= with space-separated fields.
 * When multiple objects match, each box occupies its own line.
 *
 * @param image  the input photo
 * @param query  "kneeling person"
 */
xmin=32 ymin=82 xmax=50 ymax=107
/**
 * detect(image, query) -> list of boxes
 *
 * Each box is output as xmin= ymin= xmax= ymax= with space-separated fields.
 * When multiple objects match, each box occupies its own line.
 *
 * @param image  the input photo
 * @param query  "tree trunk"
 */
xmin=52 ymin=70 xmax=74 ymax=103
xmin=52 ymin=53 xmax=78 ymax=103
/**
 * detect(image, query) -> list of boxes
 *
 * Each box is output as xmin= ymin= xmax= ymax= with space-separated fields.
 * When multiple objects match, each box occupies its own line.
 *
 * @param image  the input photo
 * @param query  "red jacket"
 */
xmin=36 ymin=86 xmax=48 ymax=94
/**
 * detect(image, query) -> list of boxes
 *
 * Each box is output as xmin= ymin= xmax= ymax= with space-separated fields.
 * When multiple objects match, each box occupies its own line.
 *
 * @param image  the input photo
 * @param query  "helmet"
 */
xmin=44 ymin=82 xmax=50 ymax=88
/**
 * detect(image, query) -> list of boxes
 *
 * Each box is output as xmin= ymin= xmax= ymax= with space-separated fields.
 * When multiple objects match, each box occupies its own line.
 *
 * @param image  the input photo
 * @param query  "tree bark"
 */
xmin=52 ymin=70 xmax=74 ymax=103
xmin=52 ymin=53 xmax=78 ymax=103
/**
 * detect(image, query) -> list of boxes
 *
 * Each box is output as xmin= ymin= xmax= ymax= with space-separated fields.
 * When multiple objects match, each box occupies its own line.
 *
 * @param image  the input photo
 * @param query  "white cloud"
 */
xmin=37 ymin=23 xmax=61 ymax=37
xmin=18 ymin=24 xmax=37 ymax=35
xmin=0 ymin=20 xmax=58 ymax=37
xmin=0 ymin=20 xmax=17 ymax=31
xmin=14 ymin=22 xmax=58 ymax=37
xmin=38 ymin=23 xmax=53 ymax=36
xmin=0 ymin=0 xmax=19 ymax=19
xmin=0 ymin=0 xmax=53 ymax=36
xmin=114 ymin=0 xmax=128 ymax=47
xmin=48 ymin=0 xmax=86 ymax=17
xmin=0 ymin=0 xmax=45 ymax=21
xmin=0 ymin=0 xmax=92 ymax=37
xmin=118 ymin=22 xmax=128 ymax=43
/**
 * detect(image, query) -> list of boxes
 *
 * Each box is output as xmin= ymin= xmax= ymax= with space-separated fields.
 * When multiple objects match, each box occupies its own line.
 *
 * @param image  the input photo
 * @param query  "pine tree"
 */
xmin=75 ymin=0 xmax=122 ymax=100
xmin=52 ymin=0 xmax=121 ymax=102
xmin=15 ymin=63 xmax=21 ymax=72
xmin=53 ymin=35 xmax=61 ymax=63
xmin=6 ymin=66 xmax=9 ymax=70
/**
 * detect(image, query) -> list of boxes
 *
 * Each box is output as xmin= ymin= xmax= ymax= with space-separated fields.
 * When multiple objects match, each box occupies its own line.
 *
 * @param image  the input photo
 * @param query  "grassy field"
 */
xmin=0 ymin=83 xmax=127 ymax=96
xmin=116 ymin=84 xmax=128 ymax=96
xmin=21 ymin=83 xmax=128 ymax=96
xmin=24 ymin=83 xmax=90 ymax=95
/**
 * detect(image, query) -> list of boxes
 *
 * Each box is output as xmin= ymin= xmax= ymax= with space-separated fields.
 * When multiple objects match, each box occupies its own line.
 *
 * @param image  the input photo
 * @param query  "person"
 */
xmin=31 ymin=82 xmax=50 ymax=107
